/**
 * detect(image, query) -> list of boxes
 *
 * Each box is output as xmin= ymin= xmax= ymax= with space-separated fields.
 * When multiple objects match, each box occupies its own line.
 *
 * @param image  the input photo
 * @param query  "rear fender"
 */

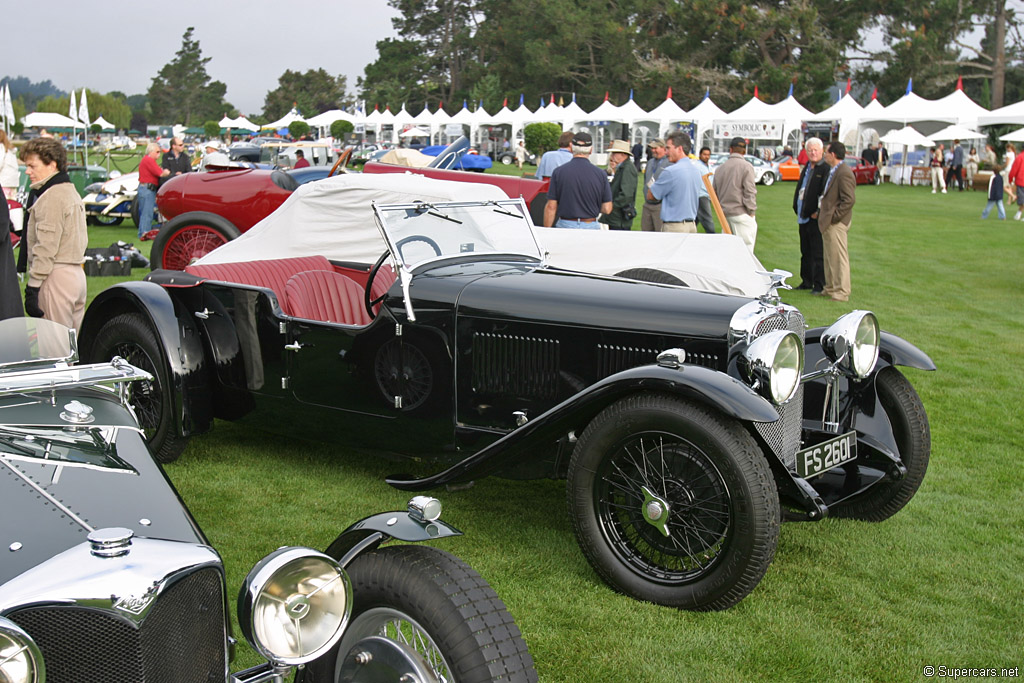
xmin=80 ymin=280 xmax=213 ymax=437
xmin=388 ymin=364 xmax=779 ymax=491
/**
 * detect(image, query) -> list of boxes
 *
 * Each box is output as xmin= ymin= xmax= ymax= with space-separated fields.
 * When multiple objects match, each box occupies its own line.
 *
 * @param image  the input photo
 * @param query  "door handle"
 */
xmin=284 ymin=342 xmax=302 ymax=352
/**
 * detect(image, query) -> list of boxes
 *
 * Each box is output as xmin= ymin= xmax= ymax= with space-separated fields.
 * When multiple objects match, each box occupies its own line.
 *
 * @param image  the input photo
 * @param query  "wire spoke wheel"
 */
xmin=344 ymin=608 xmax=453 ymax=682
xmin=596 ymin=431 xmax=732 ymax=582
xmin=112 ymin=340 xmax=162 ymax=440
xmin=161 ymin=225 xmax=229 ymax=271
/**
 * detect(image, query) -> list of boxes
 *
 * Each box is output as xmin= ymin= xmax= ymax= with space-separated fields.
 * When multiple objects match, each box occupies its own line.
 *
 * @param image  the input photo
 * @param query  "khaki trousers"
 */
xmin=641 ymin=203 xmax=663 ymax=232
xmin=662 ymin=220 xmax=697 ymax=233
xmin=39 ymin=264 xmax=87 ymax=331
xmin=725 ymin=214 xmax=758 ymax=250
xmin=822 ymin=221 xmax=851 ymax=301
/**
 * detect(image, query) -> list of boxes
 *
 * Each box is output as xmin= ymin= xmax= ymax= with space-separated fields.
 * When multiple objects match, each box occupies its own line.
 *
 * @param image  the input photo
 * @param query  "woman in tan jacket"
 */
xmin=19 ymin=138 xmax=87 ymax=330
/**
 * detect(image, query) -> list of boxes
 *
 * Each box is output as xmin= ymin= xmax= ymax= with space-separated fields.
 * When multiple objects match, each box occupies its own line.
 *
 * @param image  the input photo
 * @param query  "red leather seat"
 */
xmin=185 ymin=256 xmax=333 ymax=315
xmin=369 ymin=264 xmax=397 ymax=313
xmin=285 ymin=270 xmax=371 ymax=326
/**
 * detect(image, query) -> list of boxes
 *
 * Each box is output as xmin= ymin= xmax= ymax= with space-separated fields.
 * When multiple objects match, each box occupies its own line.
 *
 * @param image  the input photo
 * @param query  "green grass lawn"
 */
xmin=83 ymin=179 xmax=1023 ymax=681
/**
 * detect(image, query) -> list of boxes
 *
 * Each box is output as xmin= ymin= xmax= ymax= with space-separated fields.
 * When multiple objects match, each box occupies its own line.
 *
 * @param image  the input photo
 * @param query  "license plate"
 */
xmin=795 ymin=431 xmax=857 ymax=478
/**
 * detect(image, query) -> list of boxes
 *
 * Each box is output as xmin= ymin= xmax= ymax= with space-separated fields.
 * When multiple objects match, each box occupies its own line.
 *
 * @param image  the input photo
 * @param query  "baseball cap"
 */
xmin=730 ymin=136 xmax=747 ymax=150
xmin=572 ymin=131 xmax=593 ymax=146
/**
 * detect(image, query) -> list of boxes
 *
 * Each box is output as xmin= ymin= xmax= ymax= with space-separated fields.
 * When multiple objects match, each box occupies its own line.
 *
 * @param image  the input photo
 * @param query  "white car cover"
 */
xmin=196 ymin=172 xmax=772 ymax=297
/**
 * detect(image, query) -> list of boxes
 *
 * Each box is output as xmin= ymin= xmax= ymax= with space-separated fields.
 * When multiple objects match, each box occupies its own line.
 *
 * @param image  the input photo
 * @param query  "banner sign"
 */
xmin=446 ymin=123 xmax=464 ymax=137
xmin=666 ymin=121 xmax=696 ymax=140
xmin=713 ymin=120 xmax=783 ymax=140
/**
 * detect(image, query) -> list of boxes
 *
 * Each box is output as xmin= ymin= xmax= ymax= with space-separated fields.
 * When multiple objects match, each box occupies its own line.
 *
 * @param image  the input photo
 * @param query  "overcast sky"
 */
xmin=0 ymin=0 xmax=400 ymax=115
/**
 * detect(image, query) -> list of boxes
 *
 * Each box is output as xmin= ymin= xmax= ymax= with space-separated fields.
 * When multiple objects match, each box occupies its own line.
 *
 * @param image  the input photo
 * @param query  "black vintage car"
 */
xmin=0 ymin=318 xmax=536 ymax=683
xmin=78 ymin=175 xmax=934 ymax=612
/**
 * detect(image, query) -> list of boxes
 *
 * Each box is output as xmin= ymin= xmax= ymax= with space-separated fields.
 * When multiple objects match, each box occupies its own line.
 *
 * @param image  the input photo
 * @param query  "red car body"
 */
xmin=843 ymin=156 xmax=882 ymax=185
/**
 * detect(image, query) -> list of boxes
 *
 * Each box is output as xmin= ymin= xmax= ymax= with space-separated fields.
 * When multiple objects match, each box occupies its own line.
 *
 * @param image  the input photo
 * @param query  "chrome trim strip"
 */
xmin=0 ymin=457 xmax=94 ymax=533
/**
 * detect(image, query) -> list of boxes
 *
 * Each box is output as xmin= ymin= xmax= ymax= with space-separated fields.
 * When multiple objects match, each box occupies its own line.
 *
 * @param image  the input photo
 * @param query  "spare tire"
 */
xmin=150 ymin=212 xmax=241 ymax=271
xmin=614 ymin=267 xmax=687 ymax=287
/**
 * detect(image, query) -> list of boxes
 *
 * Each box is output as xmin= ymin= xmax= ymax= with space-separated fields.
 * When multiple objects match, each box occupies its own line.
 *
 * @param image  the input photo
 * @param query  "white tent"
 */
xmin=807 ymin=93 xmax=864 ymax=147
xmin=648 ymin=94 xmax=689 ymax=137
xmin=998 ymin=127 xmax=1024 ymax=142
xmin=616 ymin=95 xmax=649 ymax=123
xmin=879 ymin=125 xmax=935 ymax=185
xmin=23 ymin=111 xmax=80 ymax=128
xmin=932 ymin=89 xmax=989 ymax=130
xmin=861 ymin=91 xmax=954 ymax=138
xmin=399 ymin=126 xmax=431 ymax=138
xmin=92 ymin=115 xmax=116 ymax=131
xmin=558 ymin=97 xmax=588 ymax=130
xmin=262 ymin=108 xmax=307 ymax=129
xmin=586 ymin=97 xmax=628 ymax=123
xmin=233 ymin=116 xmax=260 ymax=132
xmin=686 ymin=95 xmax=728 ymax=147
xmin=928 ymin=124 xmax=985 ymax=141
xmin=306 ymin=109 xmax=353 ymax=127
xmin=392 ymin=105 xmax=416 ymax=134
xmin=978 ymin=100 xmax=1024 ymax=127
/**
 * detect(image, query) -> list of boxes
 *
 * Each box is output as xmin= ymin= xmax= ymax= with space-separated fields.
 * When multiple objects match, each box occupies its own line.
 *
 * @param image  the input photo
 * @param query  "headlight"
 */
xmin=0 ymin=617 xmax=45 ymax=683
xmin=238 ymin=547 xmax=352 ymax=666
xmin=821 ymin=311 xmax=879 ymax=378
xmin=408 ymin=496 xmax=442 ymax=522
xmin=741 ymin=329 xmax=804 ymax=405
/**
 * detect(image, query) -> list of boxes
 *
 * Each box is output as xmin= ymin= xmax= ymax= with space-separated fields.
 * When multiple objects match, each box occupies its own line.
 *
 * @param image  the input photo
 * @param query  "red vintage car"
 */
xmin=843 ymin=156 xmax=882 ymax=185
xmin=152 ymin=141 xmax=549 ymax=271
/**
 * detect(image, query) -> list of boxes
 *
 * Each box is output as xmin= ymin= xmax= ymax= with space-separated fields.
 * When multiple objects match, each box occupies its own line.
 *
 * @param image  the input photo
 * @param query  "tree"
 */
xmin=523 ymin=122 xmax=561 ymax=155
xmin=289 ymin=121 xmax=311 ymax=139
xmin=148 ymin=27 xmax=231 ymax=125
xmin=330 ymin=119 xmax=354 ymax=139
xmin=359 ymin=38 xmax=439 ymax=109
xmin=263 ymin=69 xmax=352 ymax=120
xmin=204 ymin=121 xmax=221 ymax=139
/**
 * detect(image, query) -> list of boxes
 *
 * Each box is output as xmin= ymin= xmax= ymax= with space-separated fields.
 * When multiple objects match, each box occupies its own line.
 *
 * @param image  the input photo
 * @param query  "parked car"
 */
xmin=707 ymin=153 xmax=779 ymax=186
xmin=0 ymin=316 xmax=536 ymax=683
xmin=82 ymin=171 xmax=138 ymax=226
xmin=421 ymin=144 xmax=493 ymax=172
xmin=152 ymin=166 xmax=333 ymax=270
xmin=777 ymin=155 xmax=802 ymax=181
xmin=151 ymin=139 xmax=549 ymax=272
xmin=843 ymin=155 xmax=882 ymax=185
xmin=80 ymin=173 xmax=935 ymax=612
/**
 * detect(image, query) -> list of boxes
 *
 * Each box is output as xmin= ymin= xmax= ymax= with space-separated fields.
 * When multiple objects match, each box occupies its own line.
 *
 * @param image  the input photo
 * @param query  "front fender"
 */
xmin=80 ymin=280 xmax=212 ymax=437
xmin=805 ymin=327 xmax=936 ymax=371
xmin=323 ymin=511 xmax=462 ymax=568
xmin=388 ymin=364 xmax=779 ymax=491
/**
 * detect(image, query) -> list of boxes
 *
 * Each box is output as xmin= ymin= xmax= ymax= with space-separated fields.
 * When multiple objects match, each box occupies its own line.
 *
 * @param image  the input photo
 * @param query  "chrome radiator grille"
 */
xmin=8 ymin=567 xmax=226 ymax=683
xmin=752 ymin=308 xmax=806 ymax=470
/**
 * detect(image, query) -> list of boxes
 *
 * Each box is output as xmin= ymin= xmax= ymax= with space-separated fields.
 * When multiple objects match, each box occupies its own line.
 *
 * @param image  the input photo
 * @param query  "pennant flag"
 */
xmin=69 ymin=90 xmax=78 ymax=126
xmin=603 ymin=91 xmax=609 ymax=101
xmin=787 ymin=83 xmax=793 ymax=98
xmin=667 ymin=87 xmax=673 ymax=99
xmin=754 ymin=85 xmax=759 ymax=98
xmin=78 ymin=89 xmax=89 ymax=127
xmin=539 ymin=96 xmax=544 ymax=108
xmin=438 ymin=101 xmax=443 ymax=111
xmin=1 ymin=85 xmax=10 ymax=126
xmin=462 ymin=99 xmax=468 ymax=109
xmin=956 ymin=76 xmax=963 ymax=91
xmin=704 ymin=87 xmax=710 ymax=99
xmin=905 ymin=78 xmax=913 ymax=95
xmin=518 ymin=94 xmax=524 ymax=106
xmin=558 ymin=96 xmax=564 ymax=106
xmin=629 ymin=89 xmax=634 ymax=100
xmin=572 ymin=93 xmax=577 ymax=103
xmin=845 ymin=78 xmax=851 ymax=94
xmin=871 ymin=87 xmax=878 ymax=100
xmin=374 ymin=103 xmax=379 ymax=110
xmin=550 ymin=94 xmax=555 ymax=104
xmin=503 ymin=97 xmax=508 ymax=107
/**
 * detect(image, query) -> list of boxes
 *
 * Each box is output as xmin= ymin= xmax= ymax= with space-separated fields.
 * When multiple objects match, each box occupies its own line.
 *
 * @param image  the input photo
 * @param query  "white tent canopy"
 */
xmin=306 ymin=109 xmax=353 ymax=126
xmin=928 ymin=124 xmax=985 ymax=141
xmin=648 ymin=95 xmax=689 ymax=136
xmin=399 ymin=126 xmax=431 ymax=138
xmin=979 ymin=100 xmax=1024 ymax=127
xmin=932 ymin=89 xmax=989 ymax=130
xmin=262 ymin=109 xmax=306 ymax=129
xmin=23 ymin=111 xmax=80 ymax=128
xmin=808 ymin=93 xmax=865 ymax=147
xmin=999 ymin=127 xmax=1024 ymax=142
xmin=92 ymin=115 xmax=116 ymax=131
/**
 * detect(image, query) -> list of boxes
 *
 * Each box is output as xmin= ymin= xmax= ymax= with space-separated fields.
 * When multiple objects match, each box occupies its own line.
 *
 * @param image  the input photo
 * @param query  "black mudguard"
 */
xmin=79 ymin=280 xmax=213 ymax=438
xmin=388 ymin=363 xmax=779 ymax=491
xmin=324 ymin=510 xmax=462 ymax=568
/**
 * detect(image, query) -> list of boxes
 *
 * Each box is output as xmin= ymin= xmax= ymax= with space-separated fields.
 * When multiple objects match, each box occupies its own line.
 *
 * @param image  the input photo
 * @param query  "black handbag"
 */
xmin=622 ymin=205 xmax=637 ymax=220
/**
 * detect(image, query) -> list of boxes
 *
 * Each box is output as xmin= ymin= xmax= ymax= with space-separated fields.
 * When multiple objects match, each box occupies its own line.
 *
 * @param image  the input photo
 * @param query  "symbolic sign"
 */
xmin=713 ymin=120 xmax=784 ymax=140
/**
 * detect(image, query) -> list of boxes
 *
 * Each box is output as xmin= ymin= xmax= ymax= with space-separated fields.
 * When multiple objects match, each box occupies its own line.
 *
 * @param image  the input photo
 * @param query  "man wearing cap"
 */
xmin=645 ymin=130 xmax=702 ymax=233
xmin=713 ymin=137 xmax=758 ymax=249
xmin=543 ymin=132 xmax=612 ymax=229
xmin=600 ymin=139 xmax=638 ymax=230
xmin=535 ymin=131 xmax=574 ymax=180
xmin=641 ymin=139 xmax=668 ymax=232
xmin=198 ymin=140 xmax=229 ymax=171
xmin=293 ymin=149 xmax=310 ymax=169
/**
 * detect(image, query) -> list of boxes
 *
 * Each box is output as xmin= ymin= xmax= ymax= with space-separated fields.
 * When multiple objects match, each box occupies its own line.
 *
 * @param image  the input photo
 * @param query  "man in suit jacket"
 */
xmin=792 ymin=137 xmax=829 ymax=293
xmin=817 ymin=141 xmax=856 ymax=302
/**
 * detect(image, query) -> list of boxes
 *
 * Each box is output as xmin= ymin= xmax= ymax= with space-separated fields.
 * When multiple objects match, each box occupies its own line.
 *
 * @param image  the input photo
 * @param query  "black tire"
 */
xmin=150 ymin=213 xmax=241 ymax=271
xmin=130 ymin=196 xmax=140 ymax=227
xmin=499 ymin=153 xmax=513 ymax=165
xmin=761 ymin=172 xmax=775 ymax=186
xmin=89 ymin=312 xmax=188 ymax=463
xmin=305 ymin=545 xmax=537 ymax=683
xmin=614 ymin=267 xmax=687 ymax=287
xmin=832 ymin=367 xmax=930 ymax=521
xmin=90 ymin=213 xmax=124 ymax=226
xmin=568 ymin=394 xmax=779 ymax=610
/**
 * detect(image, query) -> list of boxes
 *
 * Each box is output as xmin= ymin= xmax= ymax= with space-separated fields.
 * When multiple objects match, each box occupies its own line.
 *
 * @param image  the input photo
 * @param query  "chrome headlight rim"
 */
xmin=821 ymin=310 xmax=880 ymax=379
xmin=237 ymin=546 xmax=352 ymax=667
xmin=742 ymin=329 xmax=804 ymax=405
xmin=0 ymin=616 xmax=46 ymax=683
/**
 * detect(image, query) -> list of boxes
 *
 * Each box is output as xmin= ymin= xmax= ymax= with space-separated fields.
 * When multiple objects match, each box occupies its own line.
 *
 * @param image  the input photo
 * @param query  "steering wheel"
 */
xmin=365 ymin=250 xmax=392 ymax=320
xmin=395 ymin=234 xmax=442 ymax=261
xmin=327 ymin=147 xmax=353 ymax=177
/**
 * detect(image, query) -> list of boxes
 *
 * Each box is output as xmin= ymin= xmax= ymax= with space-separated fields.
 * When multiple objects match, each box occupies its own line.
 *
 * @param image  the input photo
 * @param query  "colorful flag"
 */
xmin=754 ymin=85 xmax=759 ymax=98
xmin=787 ymin=83 xmax=793 ymax=97
xmin=871 ymin=87 xmax=878 ymax=100
xmin=845 ymin=78 xmax=851 ymax=94
xmin=78 ymin=89 xmax=90 ymax=127
xmin=956 ymin=76 xmax=963 ymax=91
xmin=905 ymin=78 xmax=913 ymax=95
xmin=667 ymin=87 xmax=673 ymax=99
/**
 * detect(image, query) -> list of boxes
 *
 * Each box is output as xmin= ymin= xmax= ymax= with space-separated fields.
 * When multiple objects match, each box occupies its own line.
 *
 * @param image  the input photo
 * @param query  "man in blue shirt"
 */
xmin=535 ymin=131 xmax=574 ymax=179
xmin=646 ymin=131 xmax=702 ymax=233
xmin=543 ymin=132 xmax=612 ymax=229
